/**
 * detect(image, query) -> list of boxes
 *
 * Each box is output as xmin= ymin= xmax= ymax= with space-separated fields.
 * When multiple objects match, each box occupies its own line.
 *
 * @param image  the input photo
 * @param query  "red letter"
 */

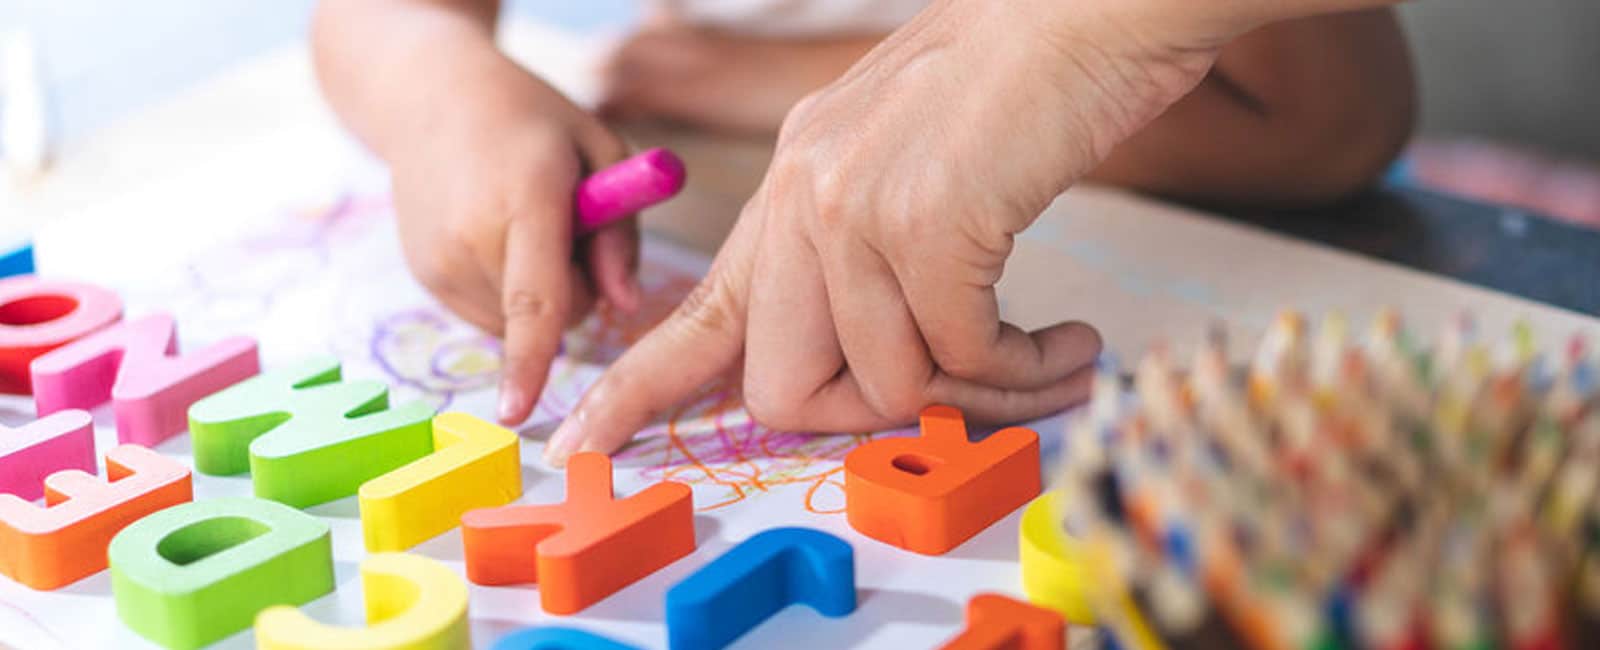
xmin=0 ymin=275 xmax=121 ymax=394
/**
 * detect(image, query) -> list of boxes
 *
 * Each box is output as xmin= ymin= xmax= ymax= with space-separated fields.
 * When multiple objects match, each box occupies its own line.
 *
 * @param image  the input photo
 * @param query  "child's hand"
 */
xmin=387 ymin=79 xmax=640 ymax=427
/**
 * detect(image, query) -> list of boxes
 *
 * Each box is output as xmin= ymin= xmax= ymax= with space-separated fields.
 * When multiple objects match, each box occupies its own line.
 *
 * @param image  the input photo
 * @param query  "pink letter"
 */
xmin=0 ymin=410 xmax=95 ymax=502
xmin=31 ymin=314 xmax=259 ymax=447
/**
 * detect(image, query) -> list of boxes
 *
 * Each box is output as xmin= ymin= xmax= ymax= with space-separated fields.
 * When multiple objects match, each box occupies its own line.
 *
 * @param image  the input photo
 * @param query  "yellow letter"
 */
xmin=359 ymin=412 xmax=521 ymax=551
xmin=1019 ymin=492 xmax=1094 ymax=625
xmin=255 ymin=552 xmax=469 ymax=650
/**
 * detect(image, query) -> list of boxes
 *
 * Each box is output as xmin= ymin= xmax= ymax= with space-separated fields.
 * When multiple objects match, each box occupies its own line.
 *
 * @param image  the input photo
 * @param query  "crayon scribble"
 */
xmin=368 ymin=308 xmax=501 ymax=410
xmin=208 ymin=189 xmax=916 ymax=513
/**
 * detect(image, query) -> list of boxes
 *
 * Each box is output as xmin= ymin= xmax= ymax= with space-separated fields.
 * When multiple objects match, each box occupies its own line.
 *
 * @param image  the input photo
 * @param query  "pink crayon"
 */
xmin=574 ymin=148 xmax=686 ymax=235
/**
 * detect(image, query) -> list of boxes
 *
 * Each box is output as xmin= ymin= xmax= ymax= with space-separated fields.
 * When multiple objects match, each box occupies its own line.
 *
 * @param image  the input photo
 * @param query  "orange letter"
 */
xmin=0 ymin=445 xmax=193 ymax=589
xmin=462 ymin=452 xmax=694 ymax=614
xmin=845 ymin=405 xmax=1041 ymax=554
xmin=938 ymin=593 xmax=1066 ymax=650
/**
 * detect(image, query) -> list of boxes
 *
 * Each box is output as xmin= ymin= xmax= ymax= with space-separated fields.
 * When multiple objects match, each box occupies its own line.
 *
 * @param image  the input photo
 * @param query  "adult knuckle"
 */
xmin=788 ymin=159 xmax=857 ymax=232
xmin=790 ymin=91 xmax=821 ymax=119
xmin=673 ymin=278 xmax=734 ymax=333
xmin=861 ymin=382 xmax=926 ymax=425
xmin=811 ymin=193 xmax=852 ymax=231
xmin=776 ymin=93 xmax=822 ymax=146
xmin=811 ymin=159 xmax=853 ymax=208
xmin=743 ymin=386 xmax=804 ymax=432
xmin=878 ymin=206 xmax=924 ymax=242
xmin=933 ymin=345 xmax=992 ymax=380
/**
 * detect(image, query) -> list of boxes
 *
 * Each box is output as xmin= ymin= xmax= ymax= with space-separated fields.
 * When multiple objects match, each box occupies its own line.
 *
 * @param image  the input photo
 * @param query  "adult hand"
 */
xmin=545 ymin=0 xmax=1403 ymax=463
xmin=387 ymin=73 xmax=640 ymax=427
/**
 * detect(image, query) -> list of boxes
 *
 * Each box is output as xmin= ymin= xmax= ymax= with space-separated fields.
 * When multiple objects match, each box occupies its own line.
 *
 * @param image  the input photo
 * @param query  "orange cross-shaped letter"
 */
xmin=461 ymin=451 xmax=695 ymax=614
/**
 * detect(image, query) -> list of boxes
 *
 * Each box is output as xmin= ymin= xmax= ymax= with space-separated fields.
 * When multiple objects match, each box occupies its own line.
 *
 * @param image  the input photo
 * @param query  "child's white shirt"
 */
xmin=663 ymin=0 xmax=928 ymax=36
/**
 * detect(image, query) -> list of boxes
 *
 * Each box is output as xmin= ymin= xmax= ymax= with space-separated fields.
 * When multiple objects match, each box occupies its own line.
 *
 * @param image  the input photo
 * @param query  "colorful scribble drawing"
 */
xmin=533 ymin=252 xmax=911 ymax=514
xmin=153 ymin=185 xmax=910 ymax=514
xmin=618 ymin=417 xmax=884 ymax=514
xmin=368 ymin=308 xmax=502 ymax=410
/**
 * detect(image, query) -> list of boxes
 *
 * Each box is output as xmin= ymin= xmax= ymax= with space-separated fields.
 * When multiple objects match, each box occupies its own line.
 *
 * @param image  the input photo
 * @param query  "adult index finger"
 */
xmin=542 ymin=217 xmax=758 ymax=466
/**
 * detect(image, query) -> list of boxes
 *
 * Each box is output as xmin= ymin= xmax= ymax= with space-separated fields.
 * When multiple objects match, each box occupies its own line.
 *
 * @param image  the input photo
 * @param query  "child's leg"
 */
xmin=599 ymin=25 xmax=881 ymax=135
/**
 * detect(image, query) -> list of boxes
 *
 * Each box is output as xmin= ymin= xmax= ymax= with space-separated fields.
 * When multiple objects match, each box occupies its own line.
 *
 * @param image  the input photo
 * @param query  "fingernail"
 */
xmin=498 ymin=383 xmax=525 ymax=426
xmin=544 ymin=420 xmax=577 ymax=467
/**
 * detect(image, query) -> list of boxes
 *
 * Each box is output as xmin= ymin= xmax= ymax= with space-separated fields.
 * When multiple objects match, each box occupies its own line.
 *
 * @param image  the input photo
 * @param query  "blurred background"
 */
xmin=0 ymin=0 xmax=632 ymax=144
xmin=1402 ymin=1 xmax=1598 ymax=160
xmin=2 ymin=0 xmax=1597 ymax=220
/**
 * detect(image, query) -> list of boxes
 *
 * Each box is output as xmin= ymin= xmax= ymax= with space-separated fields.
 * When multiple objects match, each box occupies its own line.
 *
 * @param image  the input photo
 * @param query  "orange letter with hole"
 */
xmin=844 ymin=405 xmax=1040 ymax=555
xmin=460 ymin=451 xmax=695 ymax=614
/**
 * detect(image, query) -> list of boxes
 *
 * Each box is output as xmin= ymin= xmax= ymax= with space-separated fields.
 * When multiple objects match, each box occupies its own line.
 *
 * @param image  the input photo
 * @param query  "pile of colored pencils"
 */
xmin=1061 ymin=311 xmax=1600 ymax=650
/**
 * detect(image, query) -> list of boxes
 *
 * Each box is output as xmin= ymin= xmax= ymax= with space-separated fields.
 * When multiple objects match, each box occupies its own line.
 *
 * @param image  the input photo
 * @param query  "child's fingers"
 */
xmin=568 ymin=122 xmax=641 ymax=312
xmin=583 ymin=217 xmax=642 ymax=312
xmin=565 ymin=265 xmax=598 ymax=328
xmin=497 ymin=213 xmax=574 ymax=427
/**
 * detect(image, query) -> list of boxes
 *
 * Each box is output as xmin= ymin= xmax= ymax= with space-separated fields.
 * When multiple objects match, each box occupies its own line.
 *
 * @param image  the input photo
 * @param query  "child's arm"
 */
xmin=312 ymin=0 xmax=508 ymax=160
xmin=1089 ymin=10 xmax=1415 ymax=206
xmin=312 ymin=0 xmax=640 ymax=426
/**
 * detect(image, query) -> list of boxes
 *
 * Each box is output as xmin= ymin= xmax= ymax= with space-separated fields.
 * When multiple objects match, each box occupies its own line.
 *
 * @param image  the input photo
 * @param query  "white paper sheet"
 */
xmin=1 ymin=149 xmax=1082 ymax=649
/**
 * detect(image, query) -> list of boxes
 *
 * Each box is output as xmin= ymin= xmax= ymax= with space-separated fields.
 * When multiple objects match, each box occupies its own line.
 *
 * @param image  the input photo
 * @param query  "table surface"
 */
xmin=3 ymin=16 xmax=1599 ymax=650
xmin=1235 ymin=186 xmax=1600 ymax=315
